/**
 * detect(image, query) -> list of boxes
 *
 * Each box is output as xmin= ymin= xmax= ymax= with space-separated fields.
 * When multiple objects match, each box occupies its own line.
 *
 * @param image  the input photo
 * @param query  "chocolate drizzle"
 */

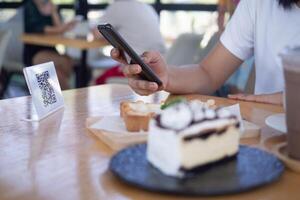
xmin=235 ymin=122 xmax=240 ymax=129
xmin=183 ymin=127 xmax=228 ymax=141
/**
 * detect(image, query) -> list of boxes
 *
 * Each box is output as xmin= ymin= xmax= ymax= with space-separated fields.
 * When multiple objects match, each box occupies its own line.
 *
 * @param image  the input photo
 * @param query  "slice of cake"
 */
xmin=147 ymin=100 xmax=240 ymax=177
xmin=120 ymin=101 xmax=161 ymax=132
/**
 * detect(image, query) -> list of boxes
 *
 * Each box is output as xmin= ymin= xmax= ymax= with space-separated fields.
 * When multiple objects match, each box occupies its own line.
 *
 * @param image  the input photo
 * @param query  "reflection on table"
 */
xmin=0 ymin=84 xmax=299 ymax=200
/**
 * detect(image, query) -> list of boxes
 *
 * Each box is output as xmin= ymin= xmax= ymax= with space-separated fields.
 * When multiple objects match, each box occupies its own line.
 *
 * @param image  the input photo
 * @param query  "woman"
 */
xmin=24 ymin=0 xmax=76 ymax=89
xmin=111 ymin=0 xmax=300 ymax=105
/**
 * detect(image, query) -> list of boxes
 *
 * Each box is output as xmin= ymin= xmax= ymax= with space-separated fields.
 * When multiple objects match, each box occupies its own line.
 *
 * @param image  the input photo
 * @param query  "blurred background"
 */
xmin=0 ymin=0 xmax=253 ymax=100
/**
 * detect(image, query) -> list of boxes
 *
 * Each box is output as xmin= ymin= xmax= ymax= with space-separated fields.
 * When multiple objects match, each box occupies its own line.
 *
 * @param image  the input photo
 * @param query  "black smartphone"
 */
xmin=97 ymin=23 xmax=162 ymax=86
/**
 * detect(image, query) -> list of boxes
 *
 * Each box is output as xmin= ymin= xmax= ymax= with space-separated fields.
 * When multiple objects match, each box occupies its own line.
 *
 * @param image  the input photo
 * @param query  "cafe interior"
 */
xmin=0 ymin=0 xmax=299 ymax=199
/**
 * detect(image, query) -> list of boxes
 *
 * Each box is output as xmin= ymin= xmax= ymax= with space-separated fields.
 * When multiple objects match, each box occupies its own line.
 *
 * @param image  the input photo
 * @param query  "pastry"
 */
xmin=120 ymin=101 xmax=161 ymax=132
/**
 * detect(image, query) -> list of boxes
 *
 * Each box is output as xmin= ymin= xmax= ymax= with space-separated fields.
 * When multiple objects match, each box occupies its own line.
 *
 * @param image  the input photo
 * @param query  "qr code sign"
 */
xmin=35 ymin=71 xmax=57 ymax=107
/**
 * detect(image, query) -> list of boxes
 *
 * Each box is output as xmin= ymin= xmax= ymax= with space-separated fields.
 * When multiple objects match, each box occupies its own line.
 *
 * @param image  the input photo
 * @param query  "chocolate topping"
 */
xmin=183 ymin=127 xmax=228 ymax=141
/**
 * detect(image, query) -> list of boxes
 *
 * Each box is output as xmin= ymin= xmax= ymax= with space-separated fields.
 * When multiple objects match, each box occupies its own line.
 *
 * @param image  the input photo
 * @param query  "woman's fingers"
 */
xmin=229 ymin=94 xmax=263 ymax=102
xmin=131 ymin=88 xmax=156 ymax=96
xmin=141 ymin=51 xmax=161 ymax=64
xmin=228 ymin=93 xmax=283 ymax=105
xmin=128 ymin=78 xmax=159 ymax=96
xmin=122 ymin=64 xmax=142 ymax=77
xmin=110 ymin=50 xmax=166 ymax=96
xmin=110 ymin=48 xmax=127 ymax=64
xmin=228 ymin=94 xmax=259 ymax=102
xmin=128 ymin=79 xmax=159 ymax=91
xmin=228 ymin=94 xmax=246 ymax=100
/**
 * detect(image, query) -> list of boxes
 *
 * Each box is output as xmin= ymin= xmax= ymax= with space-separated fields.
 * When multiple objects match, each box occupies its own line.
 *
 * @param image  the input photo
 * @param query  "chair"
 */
xmin=165 ymin=33 xmax=203 ymax=66
xmin=0 ymin=31 xmax=12 ymax=72
xmin=0 ymin=8 xmax=24 ymax=71
xmin=0 ymin=30 xmax=12 ymax=97
xmin=0 ymin=8 xmax=25 ymax=97
xmin=193 ymin=32 xmax=219 ymax=64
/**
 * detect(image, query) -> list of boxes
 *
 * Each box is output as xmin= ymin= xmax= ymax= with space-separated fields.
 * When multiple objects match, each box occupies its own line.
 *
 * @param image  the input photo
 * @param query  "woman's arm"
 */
xmin=44 ymin=21 xmax=76 ymax=34
xmin=50 ymin=4 xmax=63 ymax=27
xmin=166 ymin=42 xmax=242 ymax=94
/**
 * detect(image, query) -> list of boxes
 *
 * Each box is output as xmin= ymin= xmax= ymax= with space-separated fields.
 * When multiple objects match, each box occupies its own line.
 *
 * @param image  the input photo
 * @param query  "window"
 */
xmin=0 ymin=0 xmax=22 ymax=2
xmin=161 ymin=0 xmax=217 ymax=3
xmin=60 ymin=9 xmax=76 ymax=22
xmin=87 ymin=0 xmax=108 ymax=5
xmin=0 ymin=9 xmax=16 ymax=22
xmin=53 ymin=0 xmax=75 ymax=4
xmin=160 ymin=10 xmax=217 ymax=38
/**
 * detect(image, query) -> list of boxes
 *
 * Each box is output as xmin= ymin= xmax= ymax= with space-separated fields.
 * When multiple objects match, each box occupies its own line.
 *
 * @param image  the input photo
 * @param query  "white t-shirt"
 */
xmin=98 ymin=0 xmax=166 ymax=56
xmin=221 ymin=0 xmax=300 ymax=94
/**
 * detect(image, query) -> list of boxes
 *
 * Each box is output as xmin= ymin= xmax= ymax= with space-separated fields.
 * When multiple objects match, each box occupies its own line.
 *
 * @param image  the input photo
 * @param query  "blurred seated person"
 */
xmin=111 ymin=0 xmax=300 ymax=105
xmin=23 ymin=0 xmax=76 ymax=89
xmin=91 ymin=0 xmax=166 ymax=84
xmin=92 ymin=0 xmax=166 ymax=56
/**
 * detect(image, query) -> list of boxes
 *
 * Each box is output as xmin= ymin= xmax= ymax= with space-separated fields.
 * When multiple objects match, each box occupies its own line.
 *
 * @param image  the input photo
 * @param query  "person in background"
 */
xmin=91 ymin=0 xmax=166 ymax=84
xmin=93 ymin=0 xmax=166 ymax=56
xmin=23 ymin=0 xmax=76 ymax=89
xmin=217 ymin=0 xmax=240 ymax=34
xmin=111 ymin=0 xmax=300 ymax=105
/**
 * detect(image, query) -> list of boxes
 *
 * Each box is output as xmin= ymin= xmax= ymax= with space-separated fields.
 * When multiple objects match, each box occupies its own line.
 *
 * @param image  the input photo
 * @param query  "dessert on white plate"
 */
xmin=147 ymin=100 xmax=240 ymax=177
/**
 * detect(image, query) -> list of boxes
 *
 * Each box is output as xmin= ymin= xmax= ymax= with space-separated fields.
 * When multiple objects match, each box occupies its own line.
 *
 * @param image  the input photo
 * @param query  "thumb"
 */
xmin=141 ymin=51 xmax=161 ymax=64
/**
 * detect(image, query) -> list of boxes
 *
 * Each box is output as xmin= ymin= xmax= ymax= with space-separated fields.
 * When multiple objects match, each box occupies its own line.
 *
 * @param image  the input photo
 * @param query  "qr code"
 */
xmin=35 ymin=71 xmax=57 ymax=107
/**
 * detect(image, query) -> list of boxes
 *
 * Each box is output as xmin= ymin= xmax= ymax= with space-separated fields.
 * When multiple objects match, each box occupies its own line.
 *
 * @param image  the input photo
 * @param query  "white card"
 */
xmin=23 ymin=62 xmax=64 ymax=121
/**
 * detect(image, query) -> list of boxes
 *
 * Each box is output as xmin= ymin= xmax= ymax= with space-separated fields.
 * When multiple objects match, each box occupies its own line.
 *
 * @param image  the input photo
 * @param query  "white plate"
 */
xmin=265 ymin=113 xmax=287 ymax=133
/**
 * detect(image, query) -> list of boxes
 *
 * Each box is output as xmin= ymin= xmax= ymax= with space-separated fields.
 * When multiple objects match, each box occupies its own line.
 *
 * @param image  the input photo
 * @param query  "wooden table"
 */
xmin=21 ymin=33 xmax=108 ymax=88
xmin=0 ymin=84 xmax=299 ymax=200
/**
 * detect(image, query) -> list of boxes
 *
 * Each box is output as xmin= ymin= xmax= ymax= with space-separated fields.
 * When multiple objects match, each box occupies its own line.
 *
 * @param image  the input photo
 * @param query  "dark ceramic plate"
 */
xmin=110 ymin=144 xmax=284 ymax=196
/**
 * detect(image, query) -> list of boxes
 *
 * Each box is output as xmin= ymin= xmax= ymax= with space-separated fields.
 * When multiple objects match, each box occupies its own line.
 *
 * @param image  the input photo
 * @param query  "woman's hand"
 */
xmin=110 ymin=49 xmax=169 ymax=96
xmin=228 ymin=92 xmax=283 ymax=105
xmin=44 ymin=20 xmax=77 ymax=34
xmin=56 ymin=20 xmax=77 ymax=33
xmin=63 ymin=20 xmax=77 ymax=31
